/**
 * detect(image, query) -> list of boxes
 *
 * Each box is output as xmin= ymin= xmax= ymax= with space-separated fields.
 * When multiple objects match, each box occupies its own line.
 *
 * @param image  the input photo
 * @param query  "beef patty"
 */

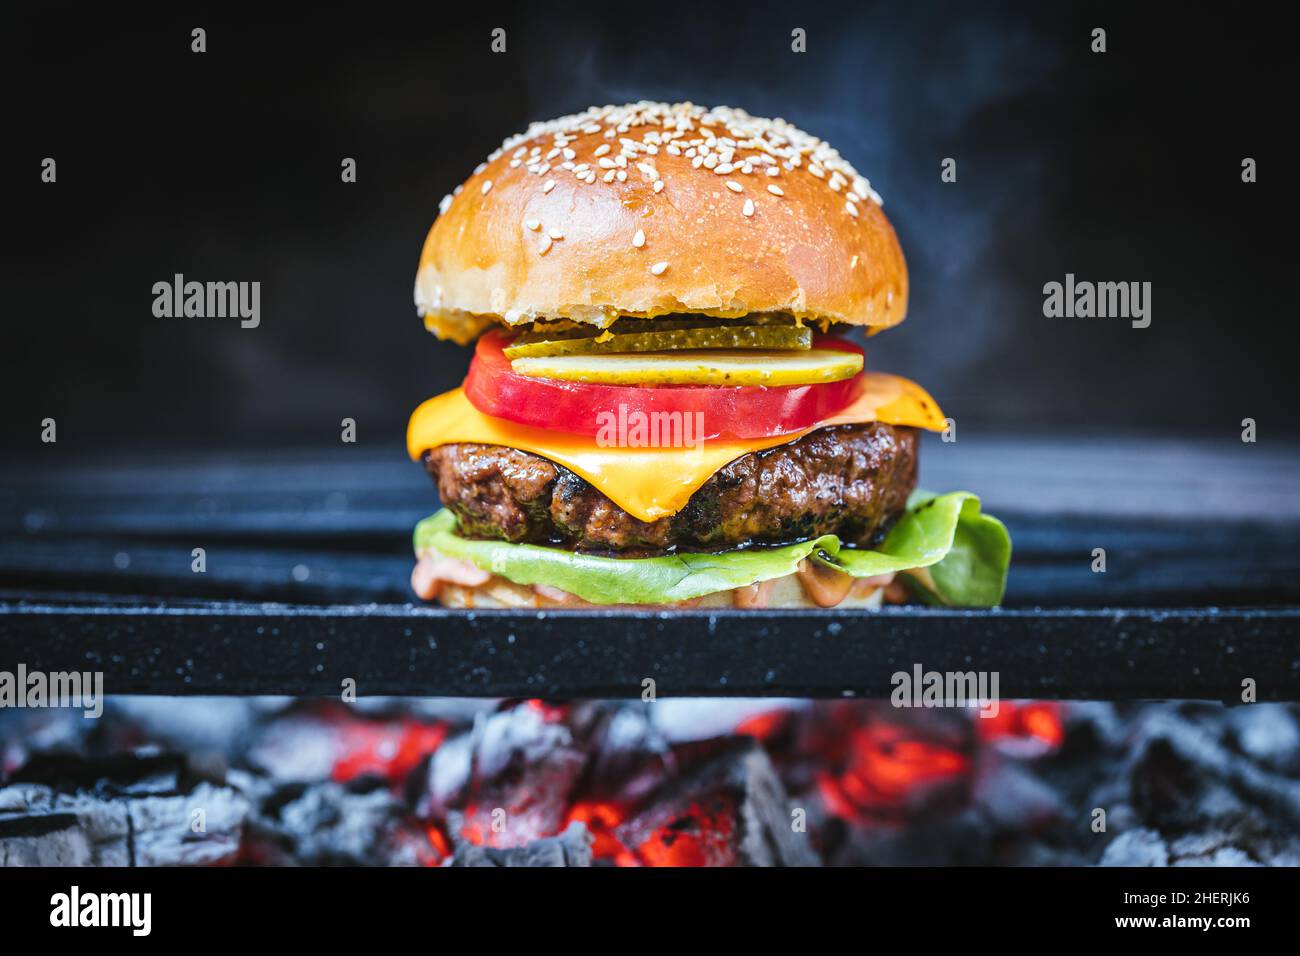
xmin=423 ymin=423 xmax=918 ymax=554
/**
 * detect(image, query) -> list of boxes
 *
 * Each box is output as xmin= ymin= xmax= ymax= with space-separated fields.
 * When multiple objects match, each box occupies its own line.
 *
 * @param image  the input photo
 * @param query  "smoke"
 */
xmin=514 ymin=2 xmax=1065 ymax=414
xmin=7 ymin=3 xmax=1291 ymax=449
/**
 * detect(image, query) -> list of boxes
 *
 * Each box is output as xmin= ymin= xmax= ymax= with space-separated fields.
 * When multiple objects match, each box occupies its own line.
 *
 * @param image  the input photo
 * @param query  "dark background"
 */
xmin=4 ymin=1 xmax=1293 ymax=457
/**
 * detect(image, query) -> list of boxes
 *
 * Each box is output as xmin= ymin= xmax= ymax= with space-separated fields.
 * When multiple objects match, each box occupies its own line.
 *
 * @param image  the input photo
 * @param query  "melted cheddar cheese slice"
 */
xmin=407 ymin=372 xmax=945 ymax=522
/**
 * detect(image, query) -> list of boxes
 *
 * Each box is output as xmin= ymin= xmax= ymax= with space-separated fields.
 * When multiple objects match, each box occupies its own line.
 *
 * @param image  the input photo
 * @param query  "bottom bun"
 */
xmin=412 ymin=551 xmax=899 ymax=610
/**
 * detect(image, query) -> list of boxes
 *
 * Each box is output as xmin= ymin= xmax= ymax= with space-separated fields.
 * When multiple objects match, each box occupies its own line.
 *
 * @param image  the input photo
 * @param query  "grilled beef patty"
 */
xmin=422 ymin=423 xmax=918 ymax=554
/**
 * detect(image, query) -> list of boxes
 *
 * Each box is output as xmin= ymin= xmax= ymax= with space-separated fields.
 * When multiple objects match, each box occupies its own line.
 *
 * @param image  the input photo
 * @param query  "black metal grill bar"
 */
xmin=2 ymin=601 xmax=1296 ymax=701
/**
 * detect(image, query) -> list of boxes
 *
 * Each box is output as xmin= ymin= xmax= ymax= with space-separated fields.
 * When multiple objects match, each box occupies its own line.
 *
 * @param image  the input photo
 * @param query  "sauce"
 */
xmin=732 ymin=578 xmax=778 ymax=608
xmin=794 ymin=559 xmax=856 ymax=607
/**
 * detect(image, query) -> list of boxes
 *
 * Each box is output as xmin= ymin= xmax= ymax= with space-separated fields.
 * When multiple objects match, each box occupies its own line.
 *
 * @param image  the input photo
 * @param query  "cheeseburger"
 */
xmin=407 ymin=102 xmax=1010 ymax=609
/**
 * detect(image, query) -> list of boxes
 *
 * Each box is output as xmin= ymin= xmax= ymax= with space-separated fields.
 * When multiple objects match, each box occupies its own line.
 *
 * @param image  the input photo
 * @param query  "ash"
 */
xmin=2 ymin=697 xmax=1297 ymax=867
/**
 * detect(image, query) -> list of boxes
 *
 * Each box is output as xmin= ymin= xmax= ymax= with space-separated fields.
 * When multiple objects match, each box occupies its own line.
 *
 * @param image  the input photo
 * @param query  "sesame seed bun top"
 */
xmin=415 ymin=102 xmax=908 ymax=344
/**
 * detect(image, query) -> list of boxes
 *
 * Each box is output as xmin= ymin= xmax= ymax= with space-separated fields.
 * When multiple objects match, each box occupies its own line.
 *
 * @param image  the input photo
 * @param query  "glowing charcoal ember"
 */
xmin=439 ymin=701 xmax=601 ymax=848
xmin=523 ymin=698 xmax=572 ymax=723
xmin=732 ymin=709 xmax=794 ymax=742
xmin=634 ymin=799 xmax=740 ymax=867
xmin=7 ymin=697 xmax=1299 ymax=866
xmin=330 ymin=719 xmax=449 ymax=785
xmin=423 ymin=823 xmax=453 ymax=866
xmin=248 ymin=702 xmax=450 ymax=787
xmin=816 ymin=721 xmax=971 ymax=823
xmin=975 ymin=701 xmax=1066 ymax=752
xmin=613 ymin=741 xmax=819 ymax=867
xmin=563 ymin=801 xmax=636 ymax=865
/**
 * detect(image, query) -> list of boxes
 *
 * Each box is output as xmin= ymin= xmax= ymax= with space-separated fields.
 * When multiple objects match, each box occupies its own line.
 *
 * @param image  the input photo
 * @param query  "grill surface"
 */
xmin=2 ymin=599 xmax=1297 ymax=700
xmin=2 ymin=439 xmax=1298 ymax=698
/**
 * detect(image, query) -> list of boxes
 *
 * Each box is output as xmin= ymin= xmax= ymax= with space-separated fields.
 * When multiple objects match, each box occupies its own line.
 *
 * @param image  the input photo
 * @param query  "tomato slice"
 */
xmin=462 ymin=329 xmax=865 ymax=440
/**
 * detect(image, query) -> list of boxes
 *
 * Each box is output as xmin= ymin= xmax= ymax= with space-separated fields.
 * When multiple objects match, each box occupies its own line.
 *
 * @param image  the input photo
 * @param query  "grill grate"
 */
xmin=2 ymin=442 xmax=1298 ymax=698
xmin=2 ymin=599 xmax=1297 ymax=699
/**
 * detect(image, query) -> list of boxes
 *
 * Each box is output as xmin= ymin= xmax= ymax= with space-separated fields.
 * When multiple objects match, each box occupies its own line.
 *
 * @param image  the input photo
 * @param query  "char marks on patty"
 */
xmin=423 ymin=423 xmax=918 ymax=554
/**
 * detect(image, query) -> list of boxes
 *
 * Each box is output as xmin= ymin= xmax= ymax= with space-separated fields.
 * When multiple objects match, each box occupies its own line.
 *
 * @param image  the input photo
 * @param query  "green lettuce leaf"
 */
xmin=865 ymin=491 xmax=1011 ymax=607
xmin=413 ymin=490 xmax=1010 ymax=607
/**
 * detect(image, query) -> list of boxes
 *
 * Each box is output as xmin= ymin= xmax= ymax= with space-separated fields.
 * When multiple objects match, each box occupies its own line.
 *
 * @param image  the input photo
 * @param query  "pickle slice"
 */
xmin=509 ymin=348 xmax=863 ymax=386
xmin=511 ymin=313 xmax=799 ymax=346
xmin=503 ymin=324 xmax=811 ymax=359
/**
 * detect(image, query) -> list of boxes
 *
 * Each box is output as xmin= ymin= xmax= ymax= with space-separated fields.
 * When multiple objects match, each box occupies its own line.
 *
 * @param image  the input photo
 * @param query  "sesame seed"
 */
xmin=481 ymin=180 xmax=493 ymax=195
xmin=603 ymin=170 xmax=616 ymax=183
xmin=845 ymin=200 xmax=859 ymax=217
xmin=462 ymin=103 xmax=888 ymax=215
xmin=742 ymin=199 xmax=755 ymax=217
xmin=632 ymin=229 xmax=646 ymax=248
xmin=598 ymin=157 xmax=616 ymax=169
xmin=524 ymin=219 xmax=540 ymax=231
xmin=548 ymin=228 xmax=563 ymax=239
xmin=724 ymin=180 xmax=743 ymax=193
xmin=542 ymin=180 xmax=556 ymax=194
xmin=767 ymin=184 xmax=784 ymax=196
xmin=439 ymin=194 xmax=452 ymax=214
xmin=538 ymin=235 xmax=553 ymax=254
xmin=616 ymin=169 xmax=627 ymax=182
xmin=650 ymin=261 xmax=669 ymax=276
